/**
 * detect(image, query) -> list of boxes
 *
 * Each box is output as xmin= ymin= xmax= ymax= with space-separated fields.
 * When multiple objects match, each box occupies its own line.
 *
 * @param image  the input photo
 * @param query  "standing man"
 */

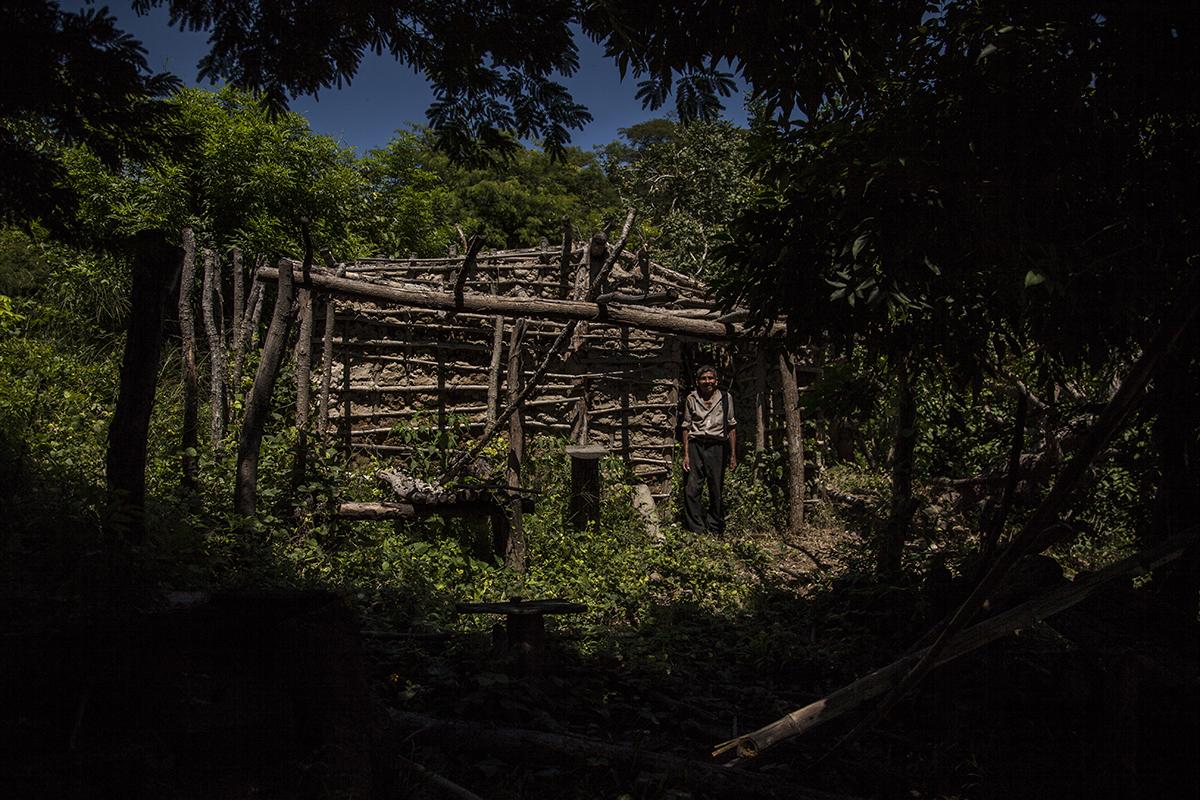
xmin=682 ymin=364 xmax=737 ymax=534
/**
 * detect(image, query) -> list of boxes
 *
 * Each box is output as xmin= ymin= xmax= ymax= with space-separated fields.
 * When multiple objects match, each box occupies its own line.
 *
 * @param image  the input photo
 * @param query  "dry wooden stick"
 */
xmin=440 ymin=209 xmax=638 ymax=482
xmin=713 ymin=527 xmax=1198 ymax=759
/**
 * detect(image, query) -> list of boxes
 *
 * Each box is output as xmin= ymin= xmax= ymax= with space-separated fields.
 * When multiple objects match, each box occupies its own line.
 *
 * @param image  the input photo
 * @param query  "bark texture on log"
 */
xmin=106 ymin=232 xmax=180 ymax=543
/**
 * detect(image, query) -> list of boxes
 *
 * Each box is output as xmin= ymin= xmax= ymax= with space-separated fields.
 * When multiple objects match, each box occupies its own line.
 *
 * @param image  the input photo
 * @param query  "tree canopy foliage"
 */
xmin=0 ymin=0 xmax=178 ymax=227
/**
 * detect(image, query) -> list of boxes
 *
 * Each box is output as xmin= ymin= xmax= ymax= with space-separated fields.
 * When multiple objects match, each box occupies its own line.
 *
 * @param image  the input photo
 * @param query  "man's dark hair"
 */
xmin=694 ymin=364 xmax=719 ymax=380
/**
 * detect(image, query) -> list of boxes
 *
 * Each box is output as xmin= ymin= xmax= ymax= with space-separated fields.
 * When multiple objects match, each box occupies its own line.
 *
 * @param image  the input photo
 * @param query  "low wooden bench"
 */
xmin=456 ymin=597 xmax=587 ymax=672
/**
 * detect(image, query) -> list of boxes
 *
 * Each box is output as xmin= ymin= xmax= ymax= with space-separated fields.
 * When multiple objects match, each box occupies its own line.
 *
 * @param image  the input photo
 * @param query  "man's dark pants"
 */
xmin=684 ymin=437 xmax=727 ymax=534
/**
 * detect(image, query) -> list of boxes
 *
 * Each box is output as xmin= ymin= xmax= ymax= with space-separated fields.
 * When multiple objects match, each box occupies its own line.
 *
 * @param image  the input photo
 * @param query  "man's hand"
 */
xmin=683 ymin=454 xmax=691 ymax=472
xmin=728 ymin=454 xmax=737 ymax=471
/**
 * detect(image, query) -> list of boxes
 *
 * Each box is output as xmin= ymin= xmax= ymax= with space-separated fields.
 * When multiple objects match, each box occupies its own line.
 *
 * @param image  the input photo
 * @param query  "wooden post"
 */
xmin=292 ymin=281 xmax=314 ymax=485
xmin=233 ymin=260 xmax=263 ymax=403
xmin=754 ymin=349 xmax=767 ymax=452
xmin=558 ymin=218 xmax=572 ymax=299
xmin=318 ymin=259 xmax=344 ymax=437
xmin=504 ymin=319 xmax=527 ymax=571
xmin=178 ymin=227 xmax=199 ymax=492
xmin=201 ymin=248 xmax=227 ymax=446
xmin=566 ymin=444 xmax=606 ymax=531
xmin=486 ymin=278 xmax=505 ymax=424
xmin=231 ymin=247 xmax=244 ymax=361
xmin=342 ymin=352 xmax=352 ymax=456
xmin=777 ymin=349 xmax=805 ymax=531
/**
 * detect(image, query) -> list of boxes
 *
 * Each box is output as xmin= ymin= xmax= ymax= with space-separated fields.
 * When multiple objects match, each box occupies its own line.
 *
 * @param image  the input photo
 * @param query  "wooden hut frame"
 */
xmin=256 ymin=236 xmax=799 ymax=504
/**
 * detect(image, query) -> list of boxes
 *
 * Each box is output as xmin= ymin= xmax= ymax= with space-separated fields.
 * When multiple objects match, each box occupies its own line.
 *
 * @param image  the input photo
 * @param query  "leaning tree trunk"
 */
xmin=106 ymin=232 xmax=181 ymax=543
xmin=178 ymin=226 xmax=199 ymax=492
xmin=201 ymin=248 xmax=227 ymax=446
xmin=235 ymin=259 xmax=296 ymax=519
xmin=880 ymin=357 xmax=917 ymax=576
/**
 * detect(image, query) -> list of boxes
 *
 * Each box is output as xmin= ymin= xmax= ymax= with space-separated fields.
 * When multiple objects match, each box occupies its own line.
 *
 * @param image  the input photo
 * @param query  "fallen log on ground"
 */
xmin=390 ymin=710 xmax=858 ymax=800
xmin=712 ymin=528 xmax=1198 ymax=759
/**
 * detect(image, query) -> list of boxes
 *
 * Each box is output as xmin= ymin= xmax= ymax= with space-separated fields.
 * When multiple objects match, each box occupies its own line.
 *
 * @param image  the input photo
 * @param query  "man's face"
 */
xmin=697 ymin=371 xmax=718 ymax=397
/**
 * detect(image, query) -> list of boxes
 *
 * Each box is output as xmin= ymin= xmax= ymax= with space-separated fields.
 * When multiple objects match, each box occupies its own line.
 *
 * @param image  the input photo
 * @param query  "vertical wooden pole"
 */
xmin=754 ymin=349 xmax=767 ymax=452
xmin=230 ymin=247 xmax=244 ymax=385
xmin=318 ymin=262 xmax=344 ymax=437
xmin=436 ymin=343 xmax=447 ymax=468
xmin=778 ymin=349 xmax=805 ymax=532
xmin=292 ymin=284 xmax=314 ymax=485
xmin=233 ymin=262 xmax=263 ymax=404
xmin=178 ymin=227 xmax=199 ymax=493
xmin=486 ymin=278 xmax=505 ymax=425
xmin=619 ymin=327 xmax=631 ymax=453
xmin=558 ymin=218 xmax=573 ymax=299
xmin=504 ymin=319 xmax=528 ymax=571
xmin=201 ymin=248 xmax=227 ymax=446
xmin=341 ymin=354 xmax=352 ymax=456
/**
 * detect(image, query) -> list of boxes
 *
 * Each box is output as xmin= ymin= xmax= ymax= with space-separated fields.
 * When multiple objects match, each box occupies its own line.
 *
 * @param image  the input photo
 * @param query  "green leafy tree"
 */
xmin=603 ymin=118 xmax=754 ymax=275
xmin=0 ymin=1 xmax=179 ymax=227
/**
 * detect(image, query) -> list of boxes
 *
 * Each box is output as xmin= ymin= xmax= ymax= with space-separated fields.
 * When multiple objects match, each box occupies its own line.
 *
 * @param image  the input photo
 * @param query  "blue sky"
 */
xmin=73 ymin=1 xmax=748 ymax=155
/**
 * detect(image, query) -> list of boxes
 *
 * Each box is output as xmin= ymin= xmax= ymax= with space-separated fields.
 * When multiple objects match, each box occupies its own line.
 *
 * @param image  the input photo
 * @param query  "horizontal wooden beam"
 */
xmin=260 ymin=265 xmax=778 ymax=342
